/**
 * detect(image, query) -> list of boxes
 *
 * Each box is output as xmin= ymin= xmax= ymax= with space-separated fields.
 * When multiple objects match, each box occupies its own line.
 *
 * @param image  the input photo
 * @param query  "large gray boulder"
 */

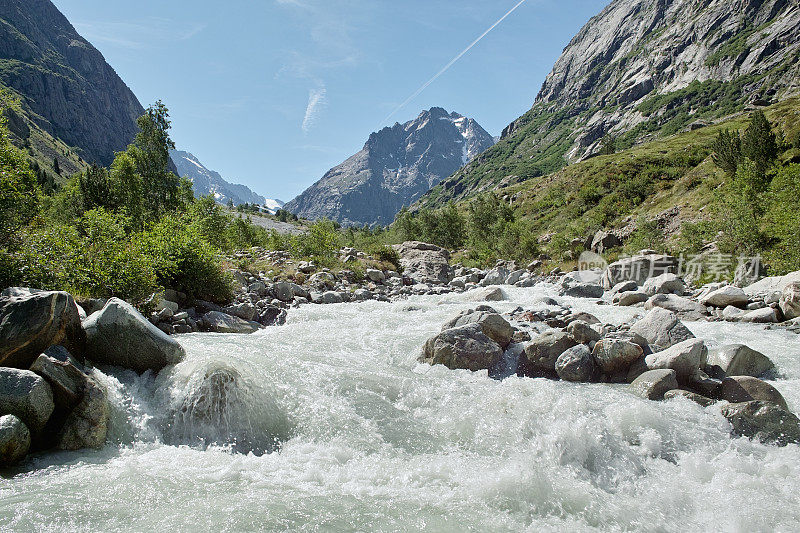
xmin=700 ymin=285 xmax=749 ymax=308
xmin=467 ymin=286 xmax=507 ymax=302
xmin=779 ymin=281 xmax=800 ymax=320
xmin=707 ymin=345 xmax=776 ymax=378
xmin=601 ymin=254 xmax=679 ymax=289
xmin=442 ymin=309 xmax=513 ymax=349
xmin=394 ymin=242 xmax=454 ymax=286
xmin=555 ymin=345 xmax=596 ymax=382
xmin=718 ymin=376 xmax=788 ymax=409
xmin=645 ymin=338 xmax=707 ymax=383
xmin=642 ymin=273 xmax=685 ymax=296
xmin=421 ymin=323 xmax=504 ymax=372
xmin=0 ymin=290 xmax=85 ymax=369
xmin=30 ymin=354 xmax=86 ymax=410
xmin=592 ymin=336 xmax=644 ymax=375
xmin=83 ymin=298 xmax=185 ymax=373
xmin=480 ymin=266 xmax=510 ymax=286
xmin=721 ymin=401 xmax=800 ymax=446
xmin=630 ymin=308 xmax=695 ymax=350
xmin=0 ymin=368 xmax=54 ymax=434
xmin=563 ymin=283 xmax=604 ymax=299
xmin=614 ymin=291 xmax=649 ymax=306
xmin=630 ymin=369 xmax=679 ymax=400
xmin=58 ymin=376 xmax=109 ymax=450
xmin=0 ymin=414 xmax=30 ymax=466
xmin=664 ymin=389 xmax=716 ymax=407
xmin=743 ymin=271 xmax=800 ymax=299
xmin=644 ymin=294 xmax=708 ymax=321
xmin=201 ymin=311 xmax=261 ymax=334
xmin=519 ymin=331 xmax=578 ymax=376
xmin=565 ymin=320 xmax=601 ymax=345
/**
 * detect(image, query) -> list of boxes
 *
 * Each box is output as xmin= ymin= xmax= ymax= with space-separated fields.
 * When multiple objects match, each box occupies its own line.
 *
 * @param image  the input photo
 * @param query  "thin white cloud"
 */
xmin=75 ymin=18 xmax=206 ymax=50
xmin=302 ymin=86 xmax=327 ymax=134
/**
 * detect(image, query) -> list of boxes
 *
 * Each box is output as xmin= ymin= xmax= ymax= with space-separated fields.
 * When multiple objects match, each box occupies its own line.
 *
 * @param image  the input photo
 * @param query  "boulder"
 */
xmin=663 ymin=389 xmax=716 ymax=407
xmin=442 ymin=309 xmax=513 ymax=349
xmin=318 ymin=291 xmax=344 ymax=304
xmin=467 ymin=286 xmax=507 ymax=302
xmin=601 ymin=254 xmax=678 ymax=289
xmin=700 ymin=286 xmax=749 ymax=308
xmin=591 ymin=230 xmax=621 ymax=254
xmin=421 ymin=323 xmax=504 ymax=372
xmin=740 ymin=307 xmax=780 ymax=323
xmin=721 ymin=401 xmax=800 ymax=446
xmin=57 ymin=376 xmax=109 ymax=450
xmin=201 ymin=311 xmax=261 ymax=334
xmin=592 ymin=336 xmax=644 ymax=374
xmin=707 ymin=345 xmax=776 ymax=378
xmin=645 ymin=338 xmax=707 ymax=383
xmin=644 ymin=294 xmax=708 ymax=320
xmin=519 ymin=331 xmax=578 ymax=376
xmin=718 ymin=376 xmax=788 ymax=409
xmin=274 ymin=282 xmax=307 ymax=302
xmin=564 ymin=283 xmax=604 ymax=299
xmin=642 ymin=273 xmax=685 ymax=296
xmin=480 ymin=266 xmax=510 ymax=286
xmin=0 ymin=414 xmax=30 ymax=466
xmin=609 ymin=280 xmax=639 ymax=296
xmin=614 ymin=291 xmax=649 ymax=306
xmin=394 ymin=242 xmax=454 ymax=286
xmin=743 ymin=271 xmax=800 ymax=299
xmin=0 ymin=290 xmax=85 ymax=369
xmin=630 ymin=308 xmax=695 ymax=350
xmin=555 ymin=345 xmax=596 ymax=382
xmin=779 ymin=281 xmax=800 ymax=320
xmin=84 ymin=299 xmax=186 ymax=372
xmin=223 ymin=302 xmax=257 ymax=321
xmin=256 ymin=306 xmax=287 ymax=327
xmin=30 ymin=354 xmax=86 ymax=410
xmin=366 ymin=269 xmax=385 ymax=283
xmin=565 ymin=320 xmax=601 ymax=345
xmin=630 ymin=369 xmax=679 ymax=400
xmin=0 ymin=368 xmax=54 ymax=434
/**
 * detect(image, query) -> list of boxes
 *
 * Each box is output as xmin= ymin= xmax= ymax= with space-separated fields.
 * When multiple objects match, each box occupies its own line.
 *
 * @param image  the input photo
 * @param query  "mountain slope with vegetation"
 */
xmin=0 ymin=0 xmax=144 ymax=172
xmin=417 ymin=0 xmax=800 ymax=209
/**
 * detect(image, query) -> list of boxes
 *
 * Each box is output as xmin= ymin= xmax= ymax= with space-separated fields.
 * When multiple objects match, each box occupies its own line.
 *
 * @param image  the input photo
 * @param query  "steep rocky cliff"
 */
xmin=171 ymin=150 xmax=272 ymax=208
xmin=285 ymin=107 xmax=495 ymax=226
xmin=418 ymin=0 xmax=800 ymax=208
xmin=0 ymin=0 xmax=144 ymax=168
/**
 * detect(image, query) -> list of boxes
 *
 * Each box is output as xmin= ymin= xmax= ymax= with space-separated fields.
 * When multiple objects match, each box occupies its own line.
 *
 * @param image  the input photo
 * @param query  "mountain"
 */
xmin=417 ymin=0 xmax=800 ymax=208
xmin=170 ymin=150 xmax=274 ymax=208
xmin=0 ymin=0 xmax=144 ymax=175
xmin=285 ymin=107 xmax=495 ymax=226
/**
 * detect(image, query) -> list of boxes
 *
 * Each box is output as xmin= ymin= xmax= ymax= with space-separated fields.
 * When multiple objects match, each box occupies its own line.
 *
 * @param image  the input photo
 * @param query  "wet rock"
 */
xmin=565 ymin=311 xmax=601 ymax=325
xmin=519 ymin=331 xmax=578 ymax=377
xmin=480 ymin=266 xmax=510 ymax=286
xmin=564 ymin=283 xmax=604 ymax=299
xmin=592 ymin=336 xmax=644 ymax=374
xmin=58 ymin=376 xmax=109 ymax=450
xmin=642 ymin=273 xmax=685 ymax=296
xmin=394 ymin=242 xmax=454 ymax=286
xmin=566 ymin=320 xmax=601 ymax=345
xmin=740 ymin=307 xmax=780 ymax=323
xmin=84 ymin=299 xmax=186 ymax=372
xmin=707 ymin=345 xmax=776 ymax=378
xmin=258 ymin=305 xmax=288 ymax=327
xmin=718 ymin=376 xmax=788 ymax=409
xmin=0 ymin=414 xmax=30 ymax=466
xmin=644 ymin=294 xmax=708 ymax=320
xmin=601 ymin=254 xmax=678 ymax=289
xmin=609 ymin=280 xmax=639 ymax=296
xmin=645 ymin=339 xmax=708 ymax=383
xmin=201 ymin=311 xmax=261 ymax=334
xmin=664 ymin=389 xmax=716 ymax=407
xmin=0 ymin=368 xmax=54 ymax=434
xmin=442 ymin=309 xmax=513 ymax=349
xmin=630 ymin=308 xmax=695 ymax=349
xmin=700 ymin=286 xmax=749 ymax=308
xmin=223 ymin=302 xmax=256 ymax=321
xmin=721 ymin=401 xmax=800 ymax=446
xmin=0 ymin=290 xmax=85 ymax=369
xmin=630 ymin=369 xmax=679 ymax=400
xmin=421 ymin=323 xmax=504 ymax=372
xmin=29 ymin=354 xmax=86 ymax=410
xmin=614 ymin=291 xmax=649 ymax=306
xmin=555 ymin=345 xmax=596 ymax=382
xmin=467 ymin=286 xmax=507 ymax=302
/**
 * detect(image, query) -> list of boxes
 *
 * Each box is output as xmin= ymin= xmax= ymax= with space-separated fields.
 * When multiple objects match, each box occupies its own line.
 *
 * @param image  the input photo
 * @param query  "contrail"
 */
xmin=379 ymin=0 xmax=528 ymax=128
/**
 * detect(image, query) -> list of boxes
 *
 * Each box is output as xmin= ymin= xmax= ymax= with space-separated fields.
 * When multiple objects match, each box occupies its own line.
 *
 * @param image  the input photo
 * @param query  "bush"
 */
xmin=763 ymin=164 xmax=800 ymax=273
xmin=290 ymin=219 xmax=341 ymax=264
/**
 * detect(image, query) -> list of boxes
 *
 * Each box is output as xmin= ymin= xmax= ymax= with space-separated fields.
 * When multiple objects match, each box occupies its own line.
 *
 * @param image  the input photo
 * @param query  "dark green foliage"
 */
xmin=763 ymin=164 xmax=800 ymax=273
xmin=741 ymin=110 xmax=779 ymax=176
xmin=0 ymin=116 xmax=39 ymax=247
xmin=600 ymin=135 xmax=616 ymax=155
xmin=624 ymin=218 xmax=666 ymax=254
xmin=712 ymin=129 xmax=742 ymax=176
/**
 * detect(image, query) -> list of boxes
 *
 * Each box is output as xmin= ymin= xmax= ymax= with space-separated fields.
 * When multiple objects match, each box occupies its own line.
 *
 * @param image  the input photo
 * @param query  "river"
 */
xmin=2 ymin=284 xmax=799 ymax=532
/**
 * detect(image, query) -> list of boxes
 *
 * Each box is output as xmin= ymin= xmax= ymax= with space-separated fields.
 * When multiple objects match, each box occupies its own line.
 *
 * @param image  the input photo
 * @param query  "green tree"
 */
xmin=0 ymin=115 xmax=40 ymax=247
xmin=600 ymin=135 xmax=616 ymax=155
xmin=741 ymin=110 xmax=779 ymax=176
xmin=711 ymin=129 xmax=742 ymax=176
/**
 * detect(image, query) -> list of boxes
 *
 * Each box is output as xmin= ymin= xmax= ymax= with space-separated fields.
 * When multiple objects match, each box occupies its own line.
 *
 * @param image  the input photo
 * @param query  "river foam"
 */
xmin=1 ymin=284 xmax=799 ymax=531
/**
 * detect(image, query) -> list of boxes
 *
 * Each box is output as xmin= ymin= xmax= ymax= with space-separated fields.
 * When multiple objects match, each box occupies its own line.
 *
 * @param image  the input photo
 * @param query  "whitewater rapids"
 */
xmin=1 ymin=284 xmax=799 ymax=532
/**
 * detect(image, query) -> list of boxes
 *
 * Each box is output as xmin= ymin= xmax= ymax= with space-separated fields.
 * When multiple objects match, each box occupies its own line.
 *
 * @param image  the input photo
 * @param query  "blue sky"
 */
xmin=52 ymin=0 xmax=607 ymax=201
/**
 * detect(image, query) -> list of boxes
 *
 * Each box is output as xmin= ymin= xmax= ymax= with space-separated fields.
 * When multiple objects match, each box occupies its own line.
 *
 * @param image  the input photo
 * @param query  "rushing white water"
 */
xmin=2 ymin=284 xmax=800 ymax=532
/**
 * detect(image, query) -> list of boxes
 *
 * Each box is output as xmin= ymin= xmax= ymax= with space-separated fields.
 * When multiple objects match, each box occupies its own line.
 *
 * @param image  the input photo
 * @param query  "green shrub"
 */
xmin=763 ymin=164 xmax=800 ymax=273
xmin=290 ymin=219 xmax=341 ymax=264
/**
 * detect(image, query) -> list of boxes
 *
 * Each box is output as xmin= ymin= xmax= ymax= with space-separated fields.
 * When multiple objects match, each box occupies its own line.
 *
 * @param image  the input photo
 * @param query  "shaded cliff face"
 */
xmin=417 ymin=0 xmax=800 ymax=208
xmin=285 ymin=107 xmax=495 ymax=226
xmin=0 ymin=0 xmax=144 ymax=166
xmin=170 ymin=150 xmax=270 ymax=207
